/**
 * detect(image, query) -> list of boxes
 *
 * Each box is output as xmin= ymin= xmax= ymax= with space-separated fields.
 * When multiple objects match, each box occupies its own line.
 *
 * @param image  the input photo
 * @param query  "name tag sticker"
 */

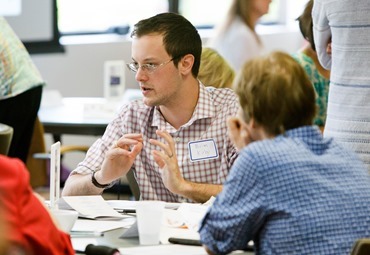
xmin=188 ymin=139 xmax=219 ymax=162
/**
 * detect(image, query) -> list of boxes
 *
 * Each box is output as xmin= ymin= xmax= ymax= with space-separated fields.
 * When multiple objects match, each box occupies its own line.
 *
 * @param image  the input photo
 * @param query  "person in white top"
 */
xmin=313 ymin=0 xmax=370 ymax=170
xmin=208 ymin=0 xmax=272 ymax=72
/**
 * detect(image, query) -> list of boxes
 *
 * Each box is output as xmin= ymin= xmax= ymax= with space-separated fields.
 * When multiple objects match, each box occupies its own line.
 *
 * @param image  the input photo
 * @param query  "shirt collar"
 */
xmin=151 ymin=82 xmax=216 ymax=132
xmin=277 ymin=125 xmax=323 ymax=143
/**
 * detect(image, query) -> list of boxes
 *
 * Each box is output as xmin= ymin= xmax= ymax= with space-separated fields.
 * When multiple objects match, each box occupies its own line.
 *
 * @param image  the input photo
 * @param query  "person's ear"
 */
xmin=227 ymin=117 xmax=243 ymax=132
xmin=249 ymin=118 xmax=257 ymax=128
xmin=227 ymin=116 xmax=250 ymax=150
xmin=178 ymin=54 xmax=194 ymax=75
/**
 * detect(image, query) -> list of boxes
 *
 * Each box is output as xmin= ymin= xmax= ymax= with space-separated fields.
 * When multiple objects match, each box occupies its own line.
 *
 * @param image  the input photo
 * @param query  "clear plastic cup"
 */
xmin=136 ymin=201 xmax=165 ymax=245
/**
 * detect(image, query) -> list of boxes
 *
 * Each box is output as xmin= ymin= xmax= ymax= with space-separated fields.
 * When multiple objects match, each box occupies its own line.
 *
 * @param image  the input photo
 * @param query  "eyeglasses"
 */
xmin=126 ymin=56 xmax=180 ymax=74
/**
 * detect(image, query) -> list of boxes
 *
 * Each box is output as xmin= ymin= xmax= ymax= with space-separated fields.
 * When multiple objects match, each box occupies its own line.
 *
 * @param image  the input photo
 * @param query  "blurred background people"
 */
xmin=208 ymin=0 xmax=272 ymax=72
xmin=0 ymin=155 xmax=74 ymax=254
xmin=198 ymin=47 xmax=235 ymax=89
xmin=0 ymin=17 xmax=45 ymax=163
xmin=313 ymin=0 xmax=370 ymax=170
xmin=292 ymin=0 xmax=330 ymax=130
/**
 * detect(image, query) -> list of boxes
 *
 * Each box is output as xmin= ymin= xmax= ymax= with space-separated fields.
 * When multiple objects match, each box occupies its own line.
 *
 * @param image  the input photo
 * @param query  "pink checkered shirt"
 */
xmin=72 ymin=84 xmax=239 ymax=202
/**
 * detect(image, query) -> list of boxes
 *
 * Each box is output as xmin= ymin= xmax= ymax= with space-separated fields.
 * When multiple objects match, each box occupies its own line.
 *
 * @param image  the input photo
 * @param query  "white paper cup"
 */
xmin=136 ymin=201 xmax=165 ymax=245
xmin=51 ymin=209 xmax=78 ymax=233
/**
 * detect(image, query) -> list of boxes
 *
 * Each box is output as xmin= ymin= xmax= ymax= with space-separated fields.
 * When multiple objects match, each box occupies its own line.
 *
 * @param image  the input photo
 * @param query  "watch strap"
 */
xmin=91 ymin=171 xmax=114 ymax=189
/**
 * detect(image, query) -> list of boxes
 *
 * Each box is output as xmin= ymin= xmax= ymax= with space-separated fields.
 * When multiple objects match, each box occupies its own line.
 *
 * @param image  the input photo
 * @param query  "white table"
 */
xmin=71 ymin=222 xmax=254 ymax=255
xmin=69 ymin=199 xmax=253 ymax=255
xmin=38 ymin=89 xmax=142 ymax=141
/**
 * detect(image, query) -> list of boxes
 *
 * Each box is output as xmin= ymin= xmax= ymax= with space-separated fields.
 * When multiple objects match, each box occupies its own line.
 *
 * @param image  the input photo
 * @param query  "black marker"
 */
xmin=168 ymin=237 xmax=202 ymax=246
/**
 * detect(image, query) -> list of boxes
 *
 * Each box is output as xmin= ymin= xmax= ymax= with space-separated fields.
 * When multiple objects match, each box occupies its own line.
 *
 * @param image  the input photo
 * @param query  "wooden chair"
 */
xmin=351 ymin=238 xmax=370 ymax=255
xmin=0 ymin=123 xmax=13 ymax=155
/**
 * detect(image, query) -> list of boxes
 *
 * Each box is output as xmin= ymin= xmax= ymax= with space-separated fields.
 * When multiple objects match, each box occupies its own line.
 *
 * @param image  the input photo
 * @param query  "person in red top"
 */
xmin=0 ymin=155 xmax=74 ymax=254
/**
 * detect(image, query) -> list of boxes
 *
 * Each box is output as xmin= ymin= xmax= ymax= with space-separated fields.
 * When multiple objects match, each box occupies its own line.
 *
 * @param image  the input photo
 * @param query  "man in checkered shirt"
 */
xmin=199 ymin=51 xmax=370 ymax=255
xmin=62 ymin=13 xmax=239 ymax=203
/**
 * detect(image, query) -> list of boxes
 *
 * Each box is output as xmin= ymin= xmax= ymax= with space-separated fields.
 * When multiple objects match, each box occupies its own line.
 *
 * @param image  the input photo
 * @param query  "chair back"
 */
xmin=127 ymin=169 xmax=140 ymax=200
xmin=351 ymin=238 xmax=370 ymax=255
xmin=26 ymin=116 xmax=48 ymax=187
xmin=0 ymin=123 xmax=13 ymax=155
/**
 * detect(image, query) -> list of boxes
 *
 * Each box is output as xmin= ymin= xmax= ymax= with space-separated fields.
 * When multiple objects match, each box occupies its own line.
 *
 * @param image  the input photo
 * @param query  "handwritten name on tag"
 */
xmin=188 ymin=139 xmax=219 ymax=162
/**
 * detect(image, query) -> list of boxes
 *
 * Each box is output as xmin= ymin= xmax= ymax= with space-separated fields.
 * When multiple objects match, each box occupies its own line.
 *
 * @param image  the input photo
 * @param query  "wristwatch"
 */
xmin=91 ymin=171 xmax=114 ymax=189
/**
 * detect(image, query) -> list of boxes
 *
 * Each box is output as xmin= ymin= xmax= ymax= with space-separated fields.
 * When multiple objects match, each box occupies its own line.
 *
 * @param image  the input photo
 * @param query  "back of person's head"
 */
xmin=297 ymin=0 xmax=316 ymax=51
xmin=233 ymin=51 xmax=316 ymax=135
xmin=131 ymin=12 xmax=202 ymax=78
xmin=198 ymin=47 xmax=235 ymax=88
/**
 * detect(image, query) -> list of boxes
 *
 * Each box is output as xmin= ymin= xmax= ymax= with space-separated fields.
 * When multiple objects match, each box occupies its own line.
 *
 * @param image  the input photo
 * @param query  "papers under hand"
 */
xmin=70 ymin=231 xmax=104 ymax=238
xmin=165 ymin=202 xmax=210 ymax=232
xmin=62 ymin=195 xmax=127 ymax=220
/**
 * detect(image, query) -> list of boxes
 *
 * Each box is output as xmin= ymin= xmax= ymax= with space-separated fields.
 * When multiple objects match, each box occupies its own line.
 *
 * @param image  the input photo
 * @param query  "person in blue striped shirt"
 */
xmin=199 ymin=51 xmax=370 ymax=255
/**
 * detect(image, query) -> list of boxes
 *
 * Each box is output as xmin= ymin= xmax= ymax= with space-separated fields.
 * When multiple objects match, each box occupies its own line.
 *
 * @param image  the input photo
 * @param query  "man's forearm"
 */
xmin=179 ymin=181 xmax=223 ymax=203
xmin=62 ymin=173 xmax=104 ymax=196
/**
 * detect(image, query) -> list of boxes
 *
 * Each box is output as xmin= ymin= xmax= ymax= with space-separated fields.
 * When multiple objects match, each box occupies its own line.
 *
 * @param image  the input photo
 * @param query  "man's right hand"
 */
xmin=98 ymin=134 xmax=143 ymax=184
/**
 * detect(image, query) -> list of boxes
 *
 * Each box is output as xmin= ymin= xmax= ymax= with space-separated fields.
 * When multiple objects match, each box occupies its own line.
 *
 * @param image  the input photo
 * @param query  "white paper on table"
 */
xmin=62 ymin=195 xmax=125 ymax=219
xmin=163 ymin=196 xmax=214 ymax=230
xmin=119 ymin=220 xmax=139 ymax=238
xmin=119 ymin=244 xmax=207 ymax=255
xmin=175 ymin=203 xmax=210 ymax=231
xmin=72 ymin=218 xmax=135 ymax=232
xmin=106 ymin=200 xmax=136 ymax=211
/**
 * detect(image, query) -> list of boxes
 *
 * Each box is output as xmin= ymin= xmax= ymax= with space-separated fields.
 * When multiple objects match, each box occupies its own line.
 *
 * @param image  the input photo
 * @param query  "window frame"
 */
xmin=24 ymin=0 xmax=64 ymax=54
xmin=57 ymin=0 xmax=304 ymax=45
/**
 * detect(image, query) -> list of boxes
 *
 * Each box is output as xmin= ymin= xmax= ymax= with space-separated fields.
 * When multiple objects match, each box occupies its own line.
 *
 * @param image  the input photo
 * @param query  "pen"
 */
xmin=70 ymin=231 xmax=104 ymax=237
xmin=118 ymin=209 xmax=136 ymax=214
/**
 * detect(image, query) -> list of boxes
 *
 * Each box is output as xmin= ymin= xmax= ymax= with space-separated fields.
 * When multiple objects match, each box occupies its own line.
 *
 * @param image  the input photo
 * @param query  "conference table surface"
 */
xmin=39 ymin=89 xmax=144 ymax=140
xmin=71 ymin=219 xmax=254 ymax=255
xmin=38 ymin=97 xmax=115 ymax=139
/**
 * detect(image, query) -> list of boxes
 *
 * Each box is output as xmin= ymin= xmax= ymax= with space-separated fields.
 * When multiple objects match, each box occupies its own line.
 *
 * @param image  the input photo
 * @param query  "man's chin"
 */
xmin=142 ymin=97 xmax=157 ymax=107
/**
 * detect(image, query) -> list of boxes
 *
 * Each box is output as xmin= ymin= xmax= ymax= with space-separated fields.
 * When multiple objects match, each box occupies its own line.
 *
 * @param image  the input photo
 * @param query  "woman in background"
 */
xmin=292 ymin=0 xmax=330 ymax=130
xmin=0 ymin=17 xmax=45 ymax=163
xmin=208 ymin=0 xmax=272 ymax=72
xmin=198 ymin=47 xmax=235 ymax=89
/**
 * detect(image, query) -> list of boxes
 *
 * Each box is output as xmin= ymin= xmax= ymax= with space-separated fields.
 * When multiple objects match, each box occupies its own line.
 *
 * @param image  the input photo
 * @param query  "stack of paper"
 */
xmin=62 ymin=195 xmax=127 ymax=220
